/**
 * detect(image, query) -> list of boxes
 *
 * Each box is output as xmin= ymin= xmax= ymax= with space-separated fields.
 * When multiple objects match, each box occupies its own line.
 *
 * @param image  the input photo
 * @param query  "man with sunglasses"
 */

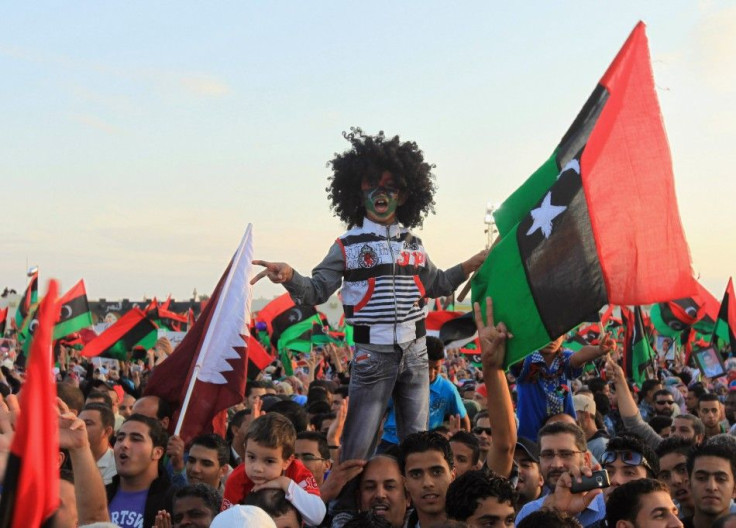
xmin=516 ymin=422 xmax=606 ymax=526
xmin=600 ymin=435 xmax=659 ymax=498
xmin=653 ymin=390 xmax=678 ymax=418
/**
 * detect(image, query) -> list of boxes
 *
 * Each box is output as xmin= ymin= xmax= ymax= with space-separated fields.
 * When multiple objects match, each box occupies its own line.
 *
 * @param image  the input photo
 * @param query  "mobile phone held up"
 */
xmin=570 ymin=469 xmax=610 ymax=494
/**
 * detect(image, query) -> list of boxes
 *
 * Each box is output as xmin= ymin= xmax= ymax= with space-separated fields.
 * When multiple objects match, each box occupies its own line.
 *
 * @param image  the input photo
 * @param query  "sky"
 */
xmin=1 ymin=1 xmax=734 ymax=304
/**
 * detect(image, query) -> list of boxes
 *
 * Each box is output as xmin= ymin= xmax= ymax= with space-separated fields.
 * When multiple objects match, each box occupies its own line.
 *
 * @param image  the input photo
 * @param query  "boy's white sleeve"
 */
xmin=286 ymin=479 xmax=327 ymax=526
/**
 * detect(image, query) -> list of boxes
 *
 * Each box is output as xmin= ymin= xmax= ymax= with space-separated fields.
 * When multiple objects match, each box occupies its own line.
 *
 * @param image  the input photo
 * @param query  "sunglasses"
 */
xmin=601 ymin=450 xmax=652 ymax=472
xmin=655 ymin=400 xmax=674 ymax=405
xmin=473 ymin=427 xmax=492 ymax=436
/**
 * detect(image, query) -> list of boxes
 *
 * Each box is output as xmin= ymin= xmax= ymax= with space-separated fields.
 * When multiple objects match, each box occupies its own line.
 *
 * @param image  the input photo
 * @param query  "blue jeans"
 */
xmin=340 ymin=337 xmax=429 ymax=462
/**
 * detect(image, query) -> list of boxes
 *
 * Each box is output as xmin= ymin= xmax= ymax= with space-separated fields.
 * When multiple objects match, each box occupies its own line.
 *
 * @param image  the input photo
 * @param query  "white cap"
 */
xmin=573 ymin=393 xmax=596 ymax=415
xmin=211 ymin=506 xmax=277 ymax=528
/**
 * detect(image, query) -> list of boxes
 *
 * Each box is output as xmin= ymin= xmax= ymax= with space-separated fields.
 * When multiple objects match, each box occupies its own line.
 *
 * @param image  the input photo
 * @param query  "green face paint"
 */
xmin=363 ymin=186 xmax=399 ymax=224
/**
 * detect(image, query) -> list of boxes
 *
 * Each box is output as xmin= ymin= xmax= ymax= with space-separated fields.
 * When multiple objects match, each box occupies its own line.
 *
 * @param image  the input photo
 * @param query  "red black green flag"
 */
xmin=13 ymin=270 xmax=38 ymax=331
xmin=80 ymin=307 xmax=158 ymax=360
xmin=246 ymin=335 xmax=273 ymax=381
xmin=256 ymin=293 xmax=318 ymax=349
xmin=650 ymin=282 xmax=720 ymax=337
xmin=53 ymin=279 xmax=93 ymax=340
xmin=0 ymin=307 xmax=7 ymax=337
xmin=471 ymin=22 xmax=694 ymax=367
xmin=711 ymin=278 xmax=736 ymax=356
xmin=621 ymin=306 xmax=655 ymax=387
xmin=0 ymin=280 xmax=59 ymax=527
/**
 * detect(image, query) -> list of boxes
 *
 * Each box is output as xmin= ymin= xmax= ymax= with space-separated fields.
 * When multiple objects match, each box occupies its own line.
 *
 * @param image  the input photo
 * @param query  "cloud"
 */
xmin=70 ymin=113 xmax=120 ymax=135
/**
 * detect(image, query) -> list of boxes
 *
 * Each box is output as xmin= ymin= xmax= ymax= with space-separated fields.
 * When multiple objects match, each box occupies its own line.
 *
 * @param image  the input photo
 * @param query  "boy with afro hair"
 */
xmin=252 ymin=127 xmax=486 ymax=493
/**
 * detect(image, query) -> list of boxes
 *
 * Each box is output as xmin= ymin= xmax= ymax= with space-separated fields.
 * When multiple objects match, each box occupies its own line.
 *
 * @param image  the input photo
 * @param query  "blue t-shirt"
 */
xmin=514 ymin=350 xmax=582 ymax=442
xmin=109 ymin=488 xmax=148 ymax=528
xmin=382 ymin=375 xmax=467 ymax=444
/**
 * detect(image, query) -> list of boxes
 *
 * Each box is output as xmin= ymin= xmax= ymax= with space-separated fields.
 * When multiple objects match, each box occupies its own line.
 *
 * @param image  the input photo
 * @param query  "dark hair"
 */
xmin=268 ymin=400 xmax=308 ymax=433
xmin=172 ymin=483 xmax=222 ymax=516
xmin=606 ymin=478 xmax=670 ymax=526
xmin=517 ymin=509 xmax=583 ymax=528
xmin=342 ymin=511 xmax=393 ymax=528
xmin=310 ymin=412 xmax=336 ymax=433
xmin=306 ymin=400 xmax=332 ymax=415
xmin=246 ymin=380 xmax=270 ymax=397
xmin=648 ymin=415 xmax=673 ymax=436
xmin=297 ymin=431 xmax=331 ymax=460
xmin=306 ymin=386 xmax=329 ymax=405
xmin=653 ymin=389 xmax=673 ymax=400
xmin=687 ymin=442 xmax=736 ymax=480
xmin=473 ymin=410 xmax=489 ymax=427
xmin=190 ymin=433 xmax=229 ymax=467
xmin=655 ymin=436 xmax=694 ymax=460
xmin=245 ymin=488 xmax=302 ymax=525
xmin=445 ymin=470 xmax=517 ymax=521
xmin=122 ymin=414 xmax=168 ymax=449
xmin=427 ymin=336 xmax=445 ymax=362
xmin=335 ymin=385 xmax=350 ymax=398
xmin=399 ymin=431 xmax=454 ymax=474
xmin=86 ymin=390 xmax=113 ymax=409
xmin=82 ymin=402 xmax=115 ymax=430
xmin=326 ymin=128 xmax=436 ymax=229
xmin=688 ymin=383 xmax=707 ymax=400
xmin=605 ymin=435 xmax=659 ymax=477
xmin=538 ymin=422 xmax=587 ymax=452
xmin=227 ymin=409 xmax=249 ymax=443
xmin=587 ymin=377 xmax=607 ymax=395
xmin=246 ymin=413 xmax=296 ymax=459
xmin=449 ymin=431 xmax=480 ymax=466
xmin=593 ymin=392 xmax=611 ymax=417
xmin=57 ymin=382 xmax=85 ymax=415
xmin=640 ymin=379 xmax=662 ymax=399
xmin=698 ymin=392 xmax=720 ymax=405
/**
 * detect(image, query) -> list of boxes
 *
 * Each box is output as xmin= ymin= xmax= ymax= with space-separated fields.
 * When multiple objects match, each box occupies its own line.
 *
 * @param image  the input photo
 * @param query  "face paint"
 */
xmin=361 ymin=171 xmax=402 ymax=225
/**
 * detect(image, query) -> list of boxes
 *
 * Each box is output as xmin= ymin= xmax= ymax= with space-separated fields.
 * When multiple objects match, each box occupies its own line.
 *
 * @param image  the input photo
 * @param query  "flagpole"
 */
xmin=174 ymin=224 xmax=253 ymax=436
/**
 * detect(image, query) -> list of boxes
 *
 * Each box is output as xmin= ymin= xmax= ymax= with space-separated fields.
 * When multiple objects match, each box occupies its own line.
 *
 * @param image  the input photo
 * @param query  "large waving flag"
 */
xmin=80 ymin=307 xmax=158 ymax=360
xmin=53 ymin=279 xmax=93 ymax=340
xmin=471 ymin=22 xmax=694 ymax=367
xmin=0 ymin=280 xmax=59 ymax=527
xmin=145 ymin=225 xmax=255 ymax=444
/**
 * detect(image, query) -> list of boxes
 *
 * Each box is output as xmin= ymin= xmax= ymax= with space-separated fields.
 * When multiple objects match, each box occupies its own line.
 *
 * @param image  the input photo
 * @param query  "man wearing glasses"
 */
xmin=600 ymin=435 xmax=659 ymax=498
xmin=294 ymin=431 xmax=332 ymax=488
xmin=654 ymin=390 xmax=678 ymax=418
xmin=515 ymin=422 xmax=606 ymax=526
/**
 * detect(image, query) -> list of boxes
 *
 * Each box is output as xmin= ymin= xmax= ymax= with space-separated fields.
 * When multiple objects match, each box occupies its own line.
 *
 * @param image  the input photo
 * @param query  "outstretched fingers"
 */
xmin=473 ymin=296 xmax=496 ymax=331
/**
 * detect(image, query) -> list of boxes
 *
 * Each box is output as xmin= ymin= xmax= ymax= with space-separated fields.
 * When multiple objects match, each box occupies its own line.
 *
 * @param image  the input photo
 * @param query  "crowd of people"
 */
xmin=2 ymin=129 xmax=735 ymax=527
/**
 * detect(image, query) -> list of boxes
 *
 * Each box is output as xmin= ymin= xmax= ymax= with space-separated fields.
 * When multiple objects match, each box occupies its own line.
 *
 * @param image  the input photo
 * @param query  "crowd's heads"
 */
xmin=697 ymin=392 xmax=722 ymax=429
xmin=653 ymin=389 xmax=676 ymax=417
xmin=538 ymin=422 xmax=589 ymax=490
xmin=295 ymin=431 xmax=332 ymax=486
xmin=445 ymin=470 xmax=517 ymax=525
xmin=672 ymin=414 xmax=705 ymax=444
xmin=186 ymin=434 xmax=229 ymax=489
xmin=514 ymin=438 xmax=543 ymax=506
xmin=648 ymin=415 xmax=673 ymax=438
xmin=268 ymin=400 xmax=309 ymax=433
xmin=131 ymin=395 xmax=172 ymax=429
xmin=686 ymin=383 xmax=707 ymax=411
xmin=606 ymin=478 xmax=679 ymax=527
xmin=399 ymin=431 xmax=455 ymax=520
xmin=114 ymin=414 xmax=167 ymax=481
xmin=602 ymin=435 xmax=659 ymax=495
xmin=516 ymin=509 xmax=583 ymax=528
xmin=246 ymin=412 xmax=296 ymax=460
xmin=640 ymin=379 xmax=662 ymax=403
xmin=686 ymin=441 xmax=736 ymax=520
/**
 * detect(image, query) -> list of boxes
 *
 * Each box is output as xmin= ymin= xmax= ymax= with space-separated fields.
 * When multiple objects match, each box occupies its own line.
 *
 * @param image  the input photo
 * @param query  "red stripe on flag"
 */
xmin=80 ymin=308 xmax=152 ymax=358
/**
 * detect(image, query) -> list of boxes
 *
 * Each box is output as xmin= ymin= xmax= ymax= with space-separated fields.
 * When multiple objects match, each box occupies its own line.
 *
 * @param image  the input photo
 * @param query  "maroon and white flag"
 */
xmin=145 ymin=224 xmax=255 ymax=444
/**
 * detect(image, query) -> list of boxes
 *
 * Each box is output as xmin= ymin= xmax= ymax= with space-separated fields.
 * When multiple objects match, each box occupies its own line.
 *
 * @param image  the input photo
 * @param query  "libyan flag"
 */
xmin=711 ymin=278 xmax=736 ymax=356
xmin=471 ymin=22 xmax=694 ymax=368
xmin=53 ymin=279 xmax=93 ymax=340
xmin=650 ymin=281 xmax=720 ymax=337
xmin=14 ymin=270 xmax=38 ymax=331
xmin=621 ymin=306 xmax=655 ymax=387
xmin=80 ymin=307 xmax=158 ymax=360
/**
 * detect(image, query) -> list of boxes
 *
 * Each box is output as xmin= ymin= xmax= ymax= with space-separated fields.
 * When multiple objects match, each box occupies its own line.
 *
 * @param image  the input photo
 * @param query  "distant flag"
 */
xmin=80 ymin=308 xmax=158 ymax=360
xmin=0 ymin=280 xmax=60 ymax=527
xmin=650 ymin=281 xmax=720 ymax=336
xmin=246 ymin=335 xmax=273 ymax=381
xmin=53 ymin=280 xmax=93 ymax=340
xmin=145 ymin=225 xmax=255 ymax=444
xmin=256 ymin=293 xmax=319 ymax=348
xmin=471 ymin=22 xmax=694 ymax=367
xmin=711 ymin=278 xmax=736 ymax=356
xmin=13 ymin=269 xmax=38 ymax=331
xmin=438 ymin=312 xmax=477 ymax=349
xmin=0 ymin=307 xmax=7 ymax=337
xmin=621 ymin=306 xmax=655 ymax=387
xmin=426 ymin=311 xmax=464 ymax=338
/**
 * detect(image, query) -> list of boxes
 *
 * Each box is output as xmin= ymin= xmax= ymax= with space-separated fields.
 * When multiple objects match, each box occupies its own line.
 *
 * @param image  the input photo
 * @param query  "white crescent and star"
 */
xmin=61 ymin=304 xmax=73 ymax=320
xmin=526 ymin=191 xmax=567 ymax=239
xmin=289 ymin=308 xmax=302 ymax=322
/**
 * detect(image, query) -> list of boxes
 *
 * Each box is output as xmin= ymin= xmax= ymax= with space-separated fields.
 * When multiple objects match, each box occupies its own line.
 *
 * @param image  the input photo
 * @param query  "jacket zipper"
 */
xmin=386 ymin=225 xmax=398 ymax=346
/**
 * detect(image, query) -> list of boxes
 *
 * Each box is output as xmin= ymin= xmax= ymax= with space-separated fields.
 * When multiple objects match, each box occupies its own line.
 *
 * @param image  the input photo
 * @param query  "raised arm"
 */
xmin=569 ymin=333 xmax=615 ymax=368
xmin=476 ymin=297 xmax=516 ymax=478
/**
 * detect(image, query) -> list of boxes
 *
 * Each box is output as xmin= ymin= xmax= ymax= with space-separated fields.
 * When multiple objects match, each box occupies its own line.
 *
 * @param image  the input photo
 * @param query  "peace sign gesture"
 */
xmin=473 ymin=297 xmax=512 ymax=371
xmin=250 ymin=260 xmax=294 ymax=285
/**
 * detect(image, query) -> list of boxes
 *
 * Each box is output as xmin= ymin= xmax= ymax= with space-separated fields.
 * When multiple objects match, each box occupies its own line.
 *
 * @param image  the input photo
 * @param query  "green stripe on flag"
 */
xmin=494 ymin=152 xmax=560 ymax=236
xmin=471 ymin=225 xmax=551 ymax=368
xmin=53 ymin=312 xmax=93 ymax=340
xmin=277 ymin=314 xmax=322 ymax=351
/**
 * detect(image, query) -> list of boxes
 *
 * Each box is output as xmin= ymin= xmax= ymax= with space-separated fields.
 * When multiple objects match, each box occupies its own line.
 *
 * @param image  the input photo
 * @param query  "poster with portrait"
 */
xmin=656 ymin=335 xmax=675 ymax=361
xmin=693 ymin=347 xmax=725 ymax=379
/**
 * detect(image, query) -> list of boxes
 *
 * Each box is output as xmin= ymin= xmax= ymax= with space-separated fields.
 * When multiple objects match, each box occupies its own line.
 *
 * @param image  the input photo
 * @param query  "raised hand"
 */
xmin=474 ymin=297 xmax=512 ymax=371
xmin=250 ymin=260 xmax=294 ymax=285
